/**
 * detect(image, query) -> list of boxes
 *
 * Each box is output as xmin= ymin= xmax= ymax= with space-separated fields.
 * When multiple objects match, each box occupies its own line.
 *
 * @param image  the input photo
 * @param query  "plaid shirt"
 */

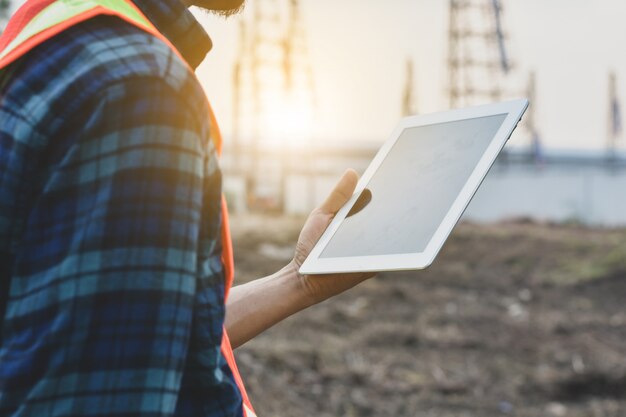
xmin=0 ymin=1 xmax=243 ymax=416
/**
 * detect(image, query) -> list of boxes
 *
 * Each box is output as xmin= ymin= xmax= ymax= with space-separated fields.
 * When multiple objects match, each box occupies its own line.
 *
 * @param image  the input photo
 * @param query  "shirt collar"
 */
xmin=132 ymin=0 xmax=212 ymax=69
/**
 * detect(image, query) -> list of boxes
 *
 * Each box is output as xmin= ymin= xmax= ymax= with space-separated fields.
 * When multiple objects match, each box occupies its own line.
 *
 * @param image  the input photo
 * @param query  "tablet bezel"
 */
xmin=299 ymin=99 xmax=529 ymax=275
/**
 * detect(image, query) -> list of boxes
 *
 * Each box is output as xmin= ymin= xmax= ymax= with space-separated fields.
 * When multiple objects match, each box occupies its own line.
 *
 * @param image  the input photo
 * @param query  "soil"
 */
xmin=230 ymin=215 xmax=626 ymax=417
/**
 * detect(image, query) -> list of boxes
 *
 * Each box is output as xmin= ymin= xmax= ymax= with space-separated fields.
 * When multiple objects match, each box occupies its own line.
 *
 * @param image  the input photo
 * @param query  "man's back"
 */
xmin=0 ymin=2 xmax=242 ymax=415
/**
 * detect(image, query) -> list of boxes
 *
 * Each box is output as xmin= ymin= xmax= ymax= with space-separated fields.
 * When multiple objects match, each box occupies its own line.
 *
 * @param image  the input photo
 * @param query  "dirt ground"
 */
xmin=229 ymin=215 xmax=626 ymax=417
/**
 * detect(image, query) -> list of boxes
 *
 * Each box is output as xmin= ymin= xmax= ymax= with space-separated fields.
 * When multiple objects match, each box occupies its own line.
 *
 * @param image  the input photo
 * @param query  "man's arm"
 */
xmin=225 ymin=170 xmax=374 ymax=348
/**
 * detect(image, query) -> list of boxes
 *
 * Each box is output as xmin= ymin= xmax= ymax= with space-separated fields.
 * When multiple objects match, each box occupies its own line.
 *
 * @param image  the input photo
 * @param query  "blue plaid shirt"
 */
xmin=0 ymin=1 xmax=243 ymax=416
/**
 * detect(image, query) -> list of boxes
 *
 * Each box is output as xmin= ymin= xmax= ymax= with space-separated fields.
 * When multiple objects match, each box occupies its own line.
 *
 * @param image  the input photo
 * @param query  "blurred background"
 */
xmin=191 ymin=0 xmax=626 ymax=224
xmin=3 ymin=1 xmax=626 ymax=416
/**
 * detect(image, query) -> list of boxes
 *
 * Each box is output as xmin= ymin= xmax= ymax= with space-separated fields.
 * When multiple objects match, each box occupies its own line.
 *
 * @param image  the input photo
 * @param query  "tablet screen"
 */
xmin=320 ymin=113 xmax=508 ymax=258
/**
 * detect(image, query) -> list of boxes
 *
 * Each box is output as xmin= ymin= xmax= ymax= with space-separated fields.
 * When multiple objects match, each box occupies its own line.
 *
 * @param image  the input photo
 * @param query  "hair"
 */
xmin=196 ymin=2 xmax=246 ymax=19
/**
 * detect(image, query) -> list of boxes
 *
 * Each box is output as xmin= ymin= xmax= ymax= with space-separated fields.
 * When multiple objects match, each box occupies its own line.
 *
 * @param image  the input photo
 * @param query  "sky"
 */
xmin=194 ymin=0 xmax=626 ymax=150
xmin=7 ymin=0 xmax=626 ymax=150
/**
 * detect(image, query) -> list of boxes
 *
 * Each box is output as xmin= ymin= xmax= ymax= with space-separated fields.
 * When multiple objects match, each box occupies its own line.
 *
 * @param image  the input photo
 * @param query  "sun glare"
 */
xmin=261 ymin=93 xmax=313 ymax=147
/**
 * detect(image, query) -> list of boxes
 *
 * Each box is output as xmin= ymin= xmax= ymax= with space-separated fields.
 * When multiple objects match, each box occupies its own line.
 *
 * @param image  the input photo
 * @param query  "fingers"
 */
xmin=319 ymin=169 xmax=359 ymax=214
xmin=346 ymin=188 xmax=371 ymax=218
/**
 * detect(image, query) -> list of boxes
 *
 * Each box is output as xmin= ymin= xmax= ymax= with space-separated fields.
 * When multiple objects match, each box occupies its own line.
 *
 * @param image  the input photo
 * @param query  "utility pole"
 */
xmin=525 ymin=71 xmax=543 ymax=164
xmin=448 ymin=0 xmax=511 ymax=108
xmin=402 ymin=58 xmax=417 ymax=116
xmin=607 ymin=71 xmax=622 ymax=162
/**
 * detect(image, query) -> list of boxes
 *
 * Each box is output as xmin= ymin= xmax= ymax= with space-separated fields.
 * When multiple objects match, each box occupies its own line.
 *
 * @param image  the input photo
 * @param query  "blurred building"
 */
xmin=225 ymin=139 xmax=626 ymax=226
xmin=467 ymin=149 xmax=626 ymax=226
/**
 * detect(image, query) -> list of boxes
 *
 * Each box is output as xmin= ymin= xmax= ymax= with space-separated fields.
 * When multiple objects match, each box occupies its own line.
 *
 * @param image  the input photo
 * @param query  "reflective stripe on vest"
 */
xmin=0 ymin=1 xmax=256 ymax=416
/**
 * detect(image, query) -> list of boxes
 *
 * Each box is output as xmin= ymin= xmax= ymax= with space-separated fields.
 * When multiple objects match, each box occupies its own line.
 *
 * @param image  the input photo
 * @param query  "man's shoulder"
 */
xmin=5 ymin=15 xmax=199 ymax=106
xmin=0 ymin=14 xmax=207 ymax=139
xmin=58 ymin=15 xmax=196 ymax=91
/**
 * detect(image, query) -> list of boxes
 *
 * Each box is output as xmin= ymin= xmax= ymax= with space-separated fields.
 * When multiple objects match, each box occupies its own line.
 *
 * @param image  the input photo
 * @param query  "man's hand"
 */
xmin=225 ymin=169 xmax=376 ymax=348
xmin=290 ymin=169 xmax=376 ymax=305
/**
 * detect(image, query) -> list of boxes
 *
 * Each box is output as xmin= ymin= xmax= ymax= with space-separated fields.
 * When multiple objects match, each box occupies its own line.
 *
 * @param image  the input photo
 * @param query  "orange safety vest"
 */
xmin=0 ymin=1 xmax=256 ymax=416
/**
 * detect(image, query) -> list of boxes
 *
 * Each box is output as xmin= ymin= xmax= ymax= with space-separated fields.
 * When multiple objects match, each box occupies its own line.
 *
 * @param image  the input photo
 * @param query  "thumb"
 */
xmin=319 ymin=169 xmax=359 ymax=215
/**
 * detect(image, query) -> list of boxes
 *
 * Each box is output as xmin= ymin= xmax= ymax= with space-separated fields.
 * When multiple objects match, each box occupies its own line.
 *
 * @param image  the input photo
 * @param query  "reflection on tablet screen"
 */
xmin=320 ymin=114 xmax=508 ymax=258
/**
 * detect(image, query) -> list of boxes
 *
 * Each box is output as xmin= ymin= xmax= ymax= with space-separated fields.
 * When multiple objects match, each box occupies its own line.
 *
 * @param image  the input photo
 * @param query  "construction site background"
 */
xmin=2 ymin=1 xmax=626 ymax=416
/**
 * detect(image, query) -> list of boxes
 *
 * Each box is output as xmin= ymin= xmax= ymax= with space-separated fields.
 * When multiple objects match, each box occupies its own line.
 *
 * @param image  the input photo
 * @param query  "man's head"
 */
xmin=182 ymin=0 xmax=246 ymax=17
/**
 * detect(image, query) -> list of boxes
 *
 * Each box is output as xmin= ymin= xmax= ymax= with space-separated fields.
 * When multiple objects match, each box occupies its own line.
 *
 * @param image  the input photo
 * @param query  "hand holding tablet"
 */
xmin=299 ymin=99 xmax=529 ymax=274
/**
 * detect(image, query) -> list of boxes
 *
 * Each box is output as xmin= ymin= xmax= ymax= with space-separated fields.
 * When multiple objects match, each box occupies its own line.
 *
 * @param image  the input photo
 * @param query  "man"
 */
xmin=0 ymin=0 xmax=372 ymax=416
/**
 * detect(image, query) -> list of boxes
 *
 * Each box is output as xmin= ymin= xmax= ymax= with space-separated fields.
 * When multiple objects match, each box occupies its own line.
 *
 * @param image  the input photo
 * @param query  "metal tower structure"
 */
xmin=448 ymin=0 xmax=511 ymax=108
xmin=402 ymin=58 xmax=418 ymax=116
xmin=231 ymin=0 xmax=315 ymax=210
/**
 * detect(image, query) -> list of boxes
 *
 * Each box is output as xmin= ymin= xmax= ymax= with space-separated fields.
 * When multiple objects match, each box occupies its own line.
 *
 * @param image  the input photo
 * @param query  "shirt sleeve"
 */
xmin=0 ymin=75 xmax=233 ymax=416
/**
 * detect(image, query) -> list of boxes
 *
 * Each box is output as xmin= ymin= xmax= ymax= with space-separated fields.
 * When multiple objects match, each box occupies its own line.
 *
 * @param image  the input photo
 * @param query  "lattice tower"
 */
xmin=232 ymin=0 xmax=314 ymax=146
xmin=448 ymin=0 xmax=511 ymax=108
xmin=231 ymin=0 xmax=315 ymax=208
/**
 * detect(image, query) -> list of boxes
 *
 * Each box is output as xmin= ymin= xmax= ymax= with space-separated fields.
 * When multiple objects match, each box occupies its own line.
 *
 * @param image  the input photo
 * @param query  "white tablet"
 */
xmin=299 ymin=99 xmax=529 ymax=274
